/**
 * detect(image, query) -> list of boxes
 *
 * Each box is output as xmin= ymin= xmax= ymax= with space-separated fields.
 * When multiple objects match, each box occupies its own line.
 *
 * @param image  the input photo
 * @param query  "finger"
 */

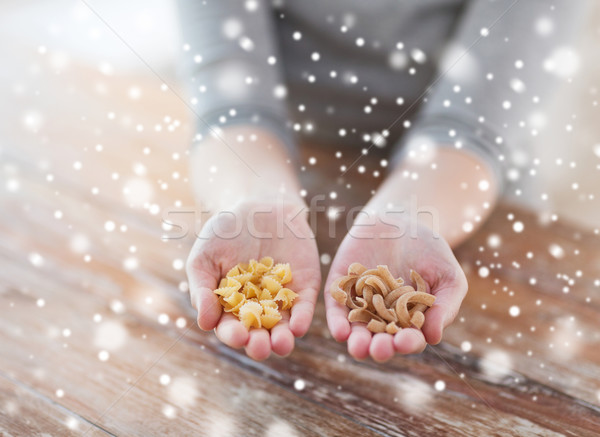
xmin=394 ymin=328 xmax=427 ymax=354
xmin=369 ymin=333 xmax=396 ymax=362
xmin=323 ymin=264 xmax=353 ymax=342
xmin=245 ymin=328 xmax=271 ymax=361
xmin=324 ymin=247 xmax=358 ymax=342
xmin=422 ymin=273 xmax=468 ymax=345
xmin=287 ymin=267 xmax=321 ymax=338
xmin=421 ymin=305 xmax=445 ymax=345
xmin=324 ymin=287 xmax=351 ymax=342
xmin=347 ymin=323 xmax=372 ymax=360
xmin=289 ymin=286 xmax=319 ymax=338
xmin=270 ymin=318 xmax=295 ymax=357
xmin=215 ymin=313 xmax=249 ymax=349
xmin=195 ymin=287 xmax=221 ymax=331
xmin=187 ymin=259 xmax=221 ymax=331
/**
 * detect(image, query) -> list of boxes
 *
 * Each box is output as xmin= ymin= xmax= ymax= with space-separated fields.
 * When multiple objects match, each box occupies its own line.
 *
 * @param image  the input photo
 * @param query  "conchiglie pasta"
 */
xmin=213 ymin=257 xmax=297 ymax=330
xmin=271 ymin=263 xmax=292 ymax=284
xmin=243 ymin=281 xmax=261 ymax=299
xmin=259 ymin=256 xmax=274 ymax=269
xmin=233 ymin=272 xmax=253 ymax=286
xmin=213 ymin=277 xmax=242 ymax=299
xmin=223 ymin=291 xmax=245 ymax=309
xmin=274 ymin=288 xmax=298 ymax=310
xmin=258 ymin=288 xmax=273 ymax=301
xmin=259 ymin=299 xmax=278 ymax=309
xmin=260 ymin=306 xmax=282 ymax=329
xmin=261 ymin=275 xmax=282 ymax=294
xmin=239 ymin=301 xmax=263 ymax=329
xmin=226 ymin=265 xmax=242 ymax=277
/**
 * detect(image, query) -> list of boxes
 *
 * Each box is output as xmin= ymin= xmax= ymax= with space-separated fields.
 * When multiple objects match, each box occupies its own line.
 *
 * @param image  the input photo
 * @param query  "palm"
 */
xmin=324 ymin=215 xmax=467 ymax=362
xmin=187 ymin=201 xmax=321 ymax=360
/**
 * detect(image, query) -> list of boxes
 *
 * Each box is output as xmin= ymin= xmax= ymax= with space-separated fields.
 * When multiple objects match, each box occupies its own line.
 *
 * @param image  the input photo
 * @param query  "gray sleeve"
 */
xmin=392 ymin=0 xmax=590 ymax=187
xmin=175 ymin=0 xmax=296 ymax=153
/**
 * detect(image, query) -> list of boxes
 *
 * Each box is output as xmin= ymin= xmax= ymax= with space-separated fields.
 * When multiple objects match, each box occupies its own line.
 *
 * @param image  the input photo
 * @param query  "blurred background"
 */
xmin=1 ymin=0 xmax=599 ymax=229
xmin=1 ymin=1 xmax=599 ymax=434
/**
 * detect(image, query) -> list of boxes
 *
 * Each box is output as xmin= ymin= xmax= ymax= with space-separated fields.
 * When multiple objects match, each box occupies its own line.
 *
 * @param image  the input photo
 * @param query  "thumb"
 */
xmin=186 ymin=254 xmax=221 ymax=331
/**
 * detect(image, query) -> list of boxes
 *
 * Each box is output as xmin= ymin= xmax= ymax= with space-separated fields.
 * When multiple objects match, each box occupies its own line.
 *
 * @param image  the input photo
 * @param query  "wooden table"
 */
xmin=1 ymin=52 xmax=600 ymax=436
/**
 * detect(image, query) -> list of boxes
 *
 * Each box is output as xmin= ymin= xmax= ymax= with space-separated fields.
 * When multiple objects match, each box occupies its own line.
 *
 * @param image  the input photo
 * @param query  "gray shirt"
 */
xmin=176 ymin=0 xmax=589 ymax=184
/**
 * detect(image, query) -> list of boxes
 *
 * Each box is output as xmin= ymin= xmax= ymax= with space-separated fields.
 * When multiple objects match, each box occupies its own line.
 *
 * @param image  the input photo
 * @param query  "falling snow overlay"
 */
xmin=2 ymin=0 xmax=600 ymax=435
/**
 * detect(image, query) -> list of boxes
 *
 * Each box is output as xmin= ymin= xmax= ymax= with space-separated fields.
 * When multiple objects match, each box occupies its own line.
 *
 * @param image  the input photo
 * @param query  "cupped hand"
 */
xmin=186 ymin=198 xmax=321 ymax=360
xmin=324 ymin=211 xmax=468 ymax=362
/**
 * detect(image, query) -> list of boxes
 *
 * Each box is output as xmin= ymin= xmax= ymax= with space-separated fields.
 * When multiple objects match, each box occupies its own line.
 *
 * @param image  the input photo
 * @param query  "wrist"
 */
xmin=230 ymin=191 xmax=307 ymax=210
xmin=197 ymin=189 xmax=306 ymax=219
xmin=368 ymin=146 xmax=500 ymax=247
xmin=191 ymin=124 xmax=302 ymax=213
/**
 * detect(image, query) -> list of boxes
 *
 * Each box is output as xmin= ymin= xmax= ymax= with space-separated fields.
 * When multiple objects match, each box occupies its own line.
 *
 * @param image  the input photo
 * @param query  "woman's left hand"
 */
xmin=324 ymin=211 xmax=468 ymax=362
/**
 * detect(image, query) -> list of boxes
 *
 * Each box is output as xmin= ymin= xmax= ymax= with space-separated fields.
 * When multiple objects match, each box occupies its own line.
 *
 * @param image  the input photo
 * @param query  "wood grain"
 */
xmin=1 ymin=51 xmax=600 ymax=436
xmin=0 ymin=374 xmax=109 ymax=436
xmin=0 ymin=256 xmax=377 ymax=437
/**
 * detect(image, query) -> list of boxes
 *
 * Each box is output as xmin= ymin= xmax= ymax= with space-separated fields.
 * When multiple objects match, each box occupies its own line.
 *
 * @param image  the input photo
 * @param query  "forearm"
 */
xmin=190 ymin=125 xmax=303 ymax=214
xmin=368 ymin=147 xmax=500 ymax=248
xmin=178 ymin=0 xmax=301 ymax=214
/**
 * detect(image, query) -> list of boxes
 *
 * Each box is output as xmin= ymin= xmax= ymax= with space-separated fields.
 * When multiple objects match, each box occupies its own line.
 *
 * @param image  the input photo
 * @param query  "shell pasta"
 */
xmin=214 ymin=257 xmax=297 ymax=330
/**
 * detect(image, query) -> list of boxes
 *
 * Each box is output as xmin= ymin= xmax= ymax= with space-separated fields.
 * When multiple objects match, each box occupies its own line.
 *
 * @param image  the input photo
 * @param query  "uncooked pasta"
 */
xmin=330 ymin=263 xmax=435 ymax=334
xmin=214 ymin=257 xmax=297 ymax=330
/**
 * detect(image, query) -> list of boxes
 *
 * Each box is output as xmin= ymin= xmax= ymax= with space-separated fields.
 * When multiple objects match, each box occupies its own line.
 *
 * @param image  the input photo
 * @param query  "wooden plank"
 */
xmin=456 ymin=203 xmax=600 ymax=308
xmin=450 ymin=204 xmax=600 ymax=404
xmin=2 ymin=52 xmax=600 ymax=436
xmin=0 ymin=373 xmax=110 ymax=436
xmin=192 ymin=326 xmax=600 ymax=437
xmin=0 ymin=256 xmax=377 ymax=437
xmin=298 ymin=143 xmax=600 ymax=405
xmin=2 ymin=155 xmax=600 ymax=434
xmin=2 ymin=211 xmax=599 ymax=437
xmin=3 ymin=246 xmax=599 ymax=437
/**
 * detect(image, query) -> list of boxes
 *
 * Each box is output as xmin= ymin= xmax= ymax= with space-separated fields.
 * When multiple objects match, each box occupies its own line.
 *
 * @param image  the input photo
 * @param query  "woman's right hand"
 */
xmin=186 ymin=198 xmax=321 ymax=361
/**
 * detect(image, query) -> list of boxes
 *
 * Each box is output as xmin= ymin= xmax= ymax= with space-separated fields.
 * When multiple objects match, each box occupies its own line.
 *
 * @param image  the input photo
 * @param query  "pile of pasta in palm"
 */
xmin=214 ymin=257 xmax=298 ymax=330
xmin=330 ymin=263 xmax=436 ymax=334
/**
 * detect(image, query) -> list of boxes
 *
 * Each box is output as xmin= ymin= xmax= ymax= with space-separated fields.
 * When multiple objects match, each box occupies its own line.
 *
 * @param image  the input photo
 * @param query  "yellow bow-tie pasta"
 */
xmin=261 ymin=275 xmax=283 ymax=294
xmin=213 ymin=257 xmax=297 ymax=330
xmin=274 ymin=288 xmax=299 ymax=311
xmin=271 ymin=263 xmax=292 ymax=284
xmin=243 ymin=281 xmax=261 ymax=299
xmin=239 ymin=301 xmax=263 ymax=329
xmin=261 ymin=306 xmax=283 ymax=330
